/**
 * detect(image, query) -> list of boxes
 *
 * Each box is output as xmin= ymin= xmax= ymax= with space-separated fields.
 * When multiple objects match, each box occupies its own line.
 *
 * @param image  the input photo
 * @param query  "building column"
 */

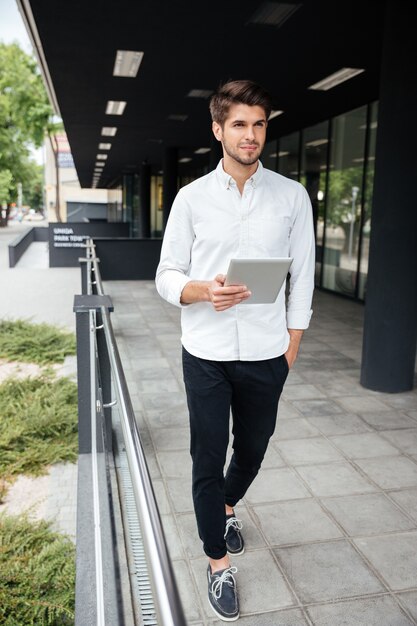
xmin=139 ymin=162 xmax=151 ymax=238
xmin=361 ymin=0 xmax=417 ymax=392
xmin=162 ymin=147 xmax=178 ymax=231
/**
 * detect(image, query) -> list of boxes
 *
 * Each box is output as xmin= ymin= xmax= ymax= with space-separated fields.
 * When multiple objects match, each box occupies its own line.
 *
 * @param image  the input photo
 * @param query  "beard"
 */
xmin=222 ymin=140 xmax=263 ymax=166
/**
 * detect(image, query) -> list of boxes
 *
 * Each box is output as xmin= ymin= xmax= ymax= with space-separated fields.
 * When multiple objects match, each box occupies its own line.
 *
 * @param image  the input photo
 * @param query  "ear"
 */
xmin=212 ymin=121 xmax=223 ymax=142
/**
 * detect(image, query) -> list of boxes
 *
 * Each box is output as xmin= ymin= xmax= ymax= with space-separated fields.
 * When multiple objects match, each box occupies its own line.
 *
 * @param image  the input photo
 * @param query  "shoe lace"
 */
xmin=224 ymin=516 xmax=243 ymax=539
xmin=211 ymin=566 xmax=238 ymax=600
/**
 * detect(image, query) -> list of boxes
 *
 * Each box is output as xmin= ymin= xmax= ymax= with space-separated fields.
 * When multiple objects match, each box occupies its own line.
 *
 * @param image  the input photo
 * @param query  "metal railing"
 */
xmin=74 ymin=239 xmax=186 ymax=626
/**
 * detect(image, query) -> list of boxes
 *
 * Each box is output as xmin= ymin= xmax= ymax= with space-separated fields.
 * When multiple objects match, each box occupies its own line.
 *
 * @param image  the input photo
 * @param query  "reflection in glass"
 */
xmin=322 ymin=106 xmax=367 ymax=297
xmin=358 ymin=102 xmax=378 ymax=300
xmin=277 ymin=132 xmax=300 ymax=180
xmin=262 ymin=139 xmax=278 ymax=172
xmin=300 ymin=121 xmax=329 ymax=285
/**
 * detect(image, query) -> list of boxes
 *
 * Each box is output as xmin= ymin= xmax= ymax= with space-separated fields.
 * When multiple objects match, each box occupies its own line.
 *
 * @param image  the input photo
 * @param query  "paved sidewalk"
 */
xmin=107 ymin=279 xmax=417 ymax=626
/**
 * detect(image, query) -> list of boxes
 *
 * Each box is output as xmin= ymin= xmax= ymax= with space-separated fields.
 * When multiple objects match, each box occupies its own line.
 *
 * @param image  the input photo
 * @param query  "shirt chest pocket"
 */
xmin=255 ymin=216 xmax=292 ymax=256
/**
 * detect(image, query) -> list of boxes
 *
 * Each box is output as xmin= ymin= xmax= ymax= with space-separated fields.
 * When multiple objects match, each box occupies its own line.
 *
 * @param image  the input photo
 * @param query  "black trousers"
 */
xmin=182 ymin=347 xmax=288 ymax=559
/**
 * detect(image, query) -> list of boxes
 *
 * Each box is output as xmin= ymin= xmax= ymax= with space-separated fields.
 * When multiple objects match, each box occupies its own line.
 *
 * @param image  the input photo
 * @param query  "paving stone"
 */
xmin=379 ymin=429 xmax=417 ymax=455
xmin=295 ymin=462 xmax=376 ymax=497
xmin=156 ymin=450 xmax=192 ymax=478
xmin=335 ymin=396 xmax=392 ymax=413
xmin=355 ymin=457 xmax=417 ymax=490
xmin=161 ymin=514 xmax=185 ymax=560
xmin=273 ymin=417 xmax=320 ymax=440
xmin=275 ymin=540 xmax=384 ymax=603
xmin=261 ymin=442 xmax=286 ymax=468
xmin=166 ymin=477 xmax=194 ymax=513
xmin=252 ymin=499 xmax=343 ymax=545
xmin=307 ymin=595 xmax=415 ymax=625
xmin=291 ymin=399 xmax=344 ymax=417
xmin=151 ymin=426 xmax=190 ymax=451
xmin=397 ymin=591 xmax=417 ymax=622
xmin=244 ymin=468 xmax=311 ymax=504
xmin=172 ymin=559 xmax=203 ymax=623
xmin=358 ymin=411 xmax=417 ymax=431
xmin=210 ymin=608 xmax=309 ymax=625
xmin=329 ymin=432 xmax=400 ymax=459
xmin=321 ymin=493 xmax=416 ymax=535
xmin=388 ymin=489 xmax=417 ymax=521
xmin=276 ymin=438 xmax=344 ymax=465
xmin=282 ymin=384 xmax=326 ymax=400
xmin=354 ymin=532 xmax=417 ymax=590
xmin=308 ymin=413 xmax=371 ymax=436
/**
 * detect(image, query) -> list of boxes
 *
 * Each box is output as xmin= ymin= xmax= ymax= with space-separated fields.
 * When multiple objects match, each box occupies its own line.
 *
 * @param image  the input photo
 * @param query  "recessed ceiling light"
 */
xmin=95 ymin=163 xmax=105 ymax=168
xmin=98 ymin=143 xmax=112 ymax=150
xmin=187 ymin=89 xmax=213 ymax=99
xmin=247 ymin=2 xmax=302 ymax=27
xmin=308 ymin=67 xmax=365 ymax=91
xmin=194 ymin=147 xmax=211 ymax=154
xmin=179 ymin=157 xmax=192 ymax=163
xmin=359 ymin=121 xmax=378 ymax=130
xmin=101 ymin=127 xmax=118 ymax=136
xmin=269 ymin=110 xmax=284 ymax=120
xmin=168 ymin=114 xmax=188 ymax=122
xmin=352 ymin=156 xmax=375 ymax=163
xmin=105 ymin=100 xmax=127 ymax=115
xmin=113 ymin=50 xmax=144 ymax=77
xmin=96 ymin=154 xmax=108 ymax=160
xmin=278 ymin=150 xmax=290 ymax=157
xmin=306 ymin=138 xmax=328 ymax=147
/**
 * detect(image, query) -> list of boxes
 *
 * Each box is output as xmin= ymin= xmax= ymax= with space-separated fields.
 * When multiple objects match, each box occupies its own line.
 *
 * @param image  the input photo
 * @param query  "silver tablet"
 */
xmin=225 ymin=257 xmax=293 ymax=304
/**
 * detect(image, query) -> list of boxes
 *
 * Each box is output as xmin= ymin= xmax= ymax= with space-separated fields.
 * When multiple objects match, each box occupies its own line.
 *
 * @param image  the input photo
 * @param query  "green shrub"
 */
xmin=0 ymin=512 xmax=75 ymax=625
xmin=0 ymin=375 xmax=78 ymax=491
xmin=0 ymin=319 xmax=76 ymax=365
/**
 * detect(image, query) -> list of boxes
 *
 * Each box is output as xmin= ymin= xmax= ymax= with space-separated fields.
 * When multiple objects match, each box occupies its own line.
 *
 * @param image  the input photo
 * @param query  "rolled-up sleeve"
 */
xmin=286 ymin=185 xmax=315 ymax=329
xmin=155 ymin=190 xmax=194 ymax=307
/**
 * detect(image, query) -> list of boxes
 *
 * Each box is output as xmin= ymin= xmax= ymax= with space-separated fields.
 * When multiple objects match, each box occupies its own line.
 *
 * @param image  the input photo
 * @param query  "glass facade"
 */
xmin=277 ymin=102 xmax=378 ymax=302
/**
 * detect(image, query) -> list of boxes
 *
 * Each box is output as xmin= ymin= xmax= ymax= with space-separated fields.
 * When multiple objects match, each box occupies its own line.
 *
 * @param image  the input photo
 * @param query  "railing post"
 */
xmin=73 ymin=294 xmax=122 ymax=626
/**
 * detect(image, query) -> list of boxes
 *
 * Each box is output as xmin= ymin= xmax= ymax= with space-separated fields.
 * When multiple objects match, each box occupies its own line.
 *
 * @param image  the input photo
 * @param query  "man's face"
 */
xmin=212 ymin=103 xmax=267 ymax=167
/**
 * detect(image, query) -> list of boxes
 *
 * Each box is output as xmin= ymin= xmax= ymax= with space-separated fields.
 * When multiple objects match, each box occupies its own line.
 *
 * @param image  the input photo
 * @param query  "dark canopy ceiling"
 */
xmin=23 ymin=0 xmax=385 ymax=187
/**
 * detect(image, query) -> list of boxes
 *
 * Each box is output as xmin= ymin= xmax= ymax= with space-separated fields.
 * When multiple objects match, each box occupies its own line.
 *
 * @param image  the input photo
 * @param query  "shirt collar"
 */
xmin=216 ymin=159 xmax=264 ymax=190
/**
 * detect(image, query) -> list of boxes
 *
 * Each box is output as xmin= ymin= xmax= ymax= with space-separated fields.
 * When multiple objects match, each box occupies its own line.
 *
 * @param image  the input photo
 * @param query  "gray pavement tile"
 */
xmin=210 ymin=608 xmax=309 ymax=625
xmin=277 ymin=399 xmax=304 ymax=419
xmin=389 ymin=489 xmax=417 ymax=521
xmin=380 ymin=429 xmax=417 ymax=455
xmin=152 ymin=479 xmax=172 ymax=515
xmin=252 ymin=499 xmax=343 ymax=545
xmin=260 ymin=442 xmax=286 ymax=468
xmin=190 ymin=550 xmax=295 ymax=619
xmin=141 ymin=391 xmax=187 ymax=411
xmin=308 ymin=413 xmax=372 ymax=436
xmin=307 ymin=595 xmax=415 ymax=626
xmin=397 ymin=591 xmax=417 ymax=622
xmin=137 ymin=378 xmax=181 ymax=393
xmin=354 ymin=532 xmax=417 ymax=590
xmin=291 ymin=399 xmax=344 ymax=417
xmin=282 ymin=384 xmax=326 ymax=400
xmin=244 ymin=468 xmax=311 ymax=504
xmin=357 ymin=411 xmax=417 ymax=431
xmin=273 ymin=417 xmax=320 ymax=440
xmin=295 ymin=462 xmax=376 ymax=497
xmin=315 ymin=376 xmax=370 ymax=398
xmin=166 ymin=477 xmax=193 ymax=513
xmin=144 ymin=407 xmax=189 ymax=428
xmin=161 ymin=514 xmax=185 ymax=560
xmin=354 ymin=457 xmax=417 ymax=490
xmin=329 ymin=432 xmax=401 ymax=459
xmin=283 ymin=370 xmax=305 ymax=385
xmin=172 ymin=559 xmax=203 ymax=623
xmin=151 ymin=426 xmax=190 ymax=451
xmin=275 ymin=540 xmax=384 ymax=603
xmin=176 ymin=512 xmax=204 ymax=559
xmin=276 ymin=438 xmax=344 ymax=466
xmin=406 ymin=411 xmax=417 ymax=420
xmin=128 ymin=356 xmax=172 ymax=372
xmin=382 ymin=393 xmax=417 ymax=411
xmin=335 ymin=395 xmax=392 ymax=413
xmin=321 ymin=493 xmax=416 ymax=536
xmin=156 ymin=450 xmax=192 ymax=478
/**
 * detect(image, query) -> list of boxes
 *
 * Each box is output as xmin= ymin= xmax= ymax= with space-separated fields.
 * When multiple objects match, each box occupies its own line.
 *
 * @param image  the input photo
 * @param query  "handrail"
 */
xmin=82 ymin=236 xmax=186 ymax=626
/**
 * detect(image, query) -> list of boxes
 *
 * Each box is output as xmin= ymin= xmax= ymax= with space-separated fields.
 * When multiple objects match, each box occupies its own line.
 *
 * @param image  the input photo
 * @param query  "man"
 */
xmin=155 ymin=79 xmax=315 ymax=621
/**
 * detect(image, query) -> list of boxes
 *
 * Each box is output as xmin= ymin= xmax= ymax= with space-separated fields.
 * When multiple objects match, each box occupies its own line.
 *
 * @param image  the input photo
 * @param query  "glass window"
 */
xmin=277 ymin=132 xmax=300 ymax=180
xmin=300 ymin=121 xmax=329 ymax=286
xmin=151 ymin=175 xmax=163 ymax=237
xmin=358 ymin=102 xmax=378 ymax=300
xmin=262 ymin=139 xmax=278 ymax=172
xmin=321 ymin=106 xmax=367 ymax=297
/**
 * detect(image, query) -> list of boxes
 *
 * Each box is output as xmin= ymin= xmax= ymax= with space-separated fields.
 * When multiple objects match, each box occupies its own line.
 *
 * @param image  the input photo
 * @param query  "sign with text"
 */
xmin=48 ymin=222 xmax=130 ymax=267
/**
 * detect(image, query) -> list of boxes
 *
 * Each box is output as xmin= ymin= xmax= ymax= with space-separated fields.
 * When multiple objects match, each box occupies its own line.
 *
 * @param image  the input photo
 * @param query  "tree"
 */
xmin=0 ymin=42 xmax=54 ymax=220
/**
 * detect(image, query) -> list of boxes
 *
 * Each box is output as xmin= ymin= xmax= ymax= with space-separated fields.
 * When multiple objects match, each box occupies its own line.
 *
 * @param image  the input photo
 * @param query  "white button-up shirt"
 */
xmin=155 ymin=159 xmax=315 ymax=361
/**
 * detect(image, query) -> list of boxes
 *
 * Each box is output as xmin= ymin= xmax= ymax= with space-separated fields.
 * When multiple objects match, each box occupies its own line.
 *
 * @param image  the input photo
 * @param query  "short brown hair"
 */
xmin=209 ymin=79 xmax=272 ymax=126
